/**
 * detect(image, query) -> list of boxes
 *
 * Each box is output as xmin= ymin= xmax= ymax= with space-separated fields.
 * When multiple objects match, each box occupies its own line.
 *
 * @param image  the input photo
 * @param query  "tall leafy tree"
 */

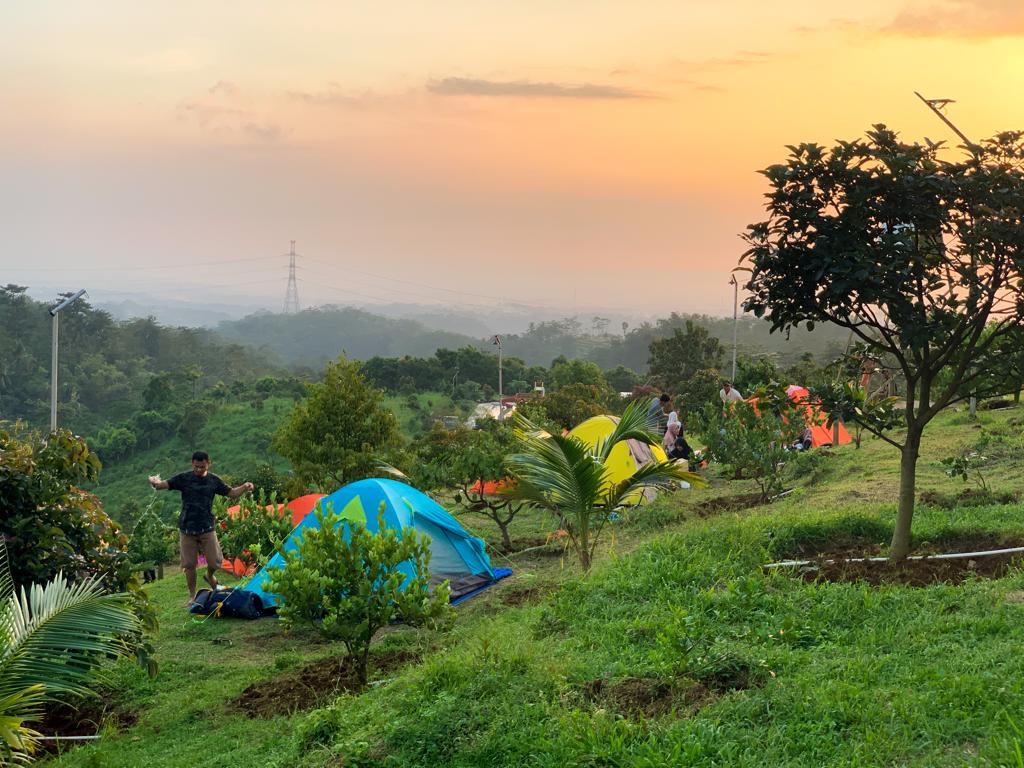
xmin=741 ymin=126 xmax=1024 ymax=559
xmin=414 ymin=421 xmax=526 ymax=552
xmin=647 ymin=320 xmax=725 ymax=391
xmin=273 ymin=357 xmax=398 ymax=490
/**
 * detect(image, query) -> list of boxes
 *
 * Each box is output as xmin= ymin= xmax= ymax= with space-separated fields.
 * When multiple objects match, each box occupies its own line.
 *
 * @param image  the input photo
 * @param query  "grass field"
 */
xmin=43 ymin=404 xmax=1024 ymax=767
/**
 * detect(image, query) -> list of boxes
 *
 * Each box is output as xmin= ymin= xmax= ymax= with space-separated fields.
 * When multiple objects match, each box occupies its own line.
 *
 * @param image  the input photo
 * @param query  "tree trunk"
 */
xmin=357 ymin=643 xmax=371 ymax=688
xmin=157 ymin=563 xmax=164 ymax=580
xmin=889 ymin=429 xmax=922 ymax=561
xmin=497 ymin=520 xmax=512 ymax=553
xmin=578 ymin=513 xmax=591 ymax=571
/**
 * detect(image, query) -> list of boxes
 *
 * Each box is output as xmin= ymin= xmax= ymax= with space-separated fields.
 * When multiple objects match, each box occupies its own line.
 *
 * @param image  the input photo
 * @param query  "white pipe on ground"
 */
xmin=764 ymin=545 xmax=1024 ymax=570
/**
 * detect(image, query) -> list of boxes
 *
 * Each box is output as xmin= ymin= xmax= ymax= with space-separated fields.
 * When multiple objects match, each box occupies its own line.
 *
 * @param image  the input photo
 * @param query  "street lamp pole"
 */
xmin=49 ymin=289 xmax=87 ymax=432
xmin=729 ymin=274 xmax=739 ymax=382
xmin=492 ymin=335 xmax=503 ymax=419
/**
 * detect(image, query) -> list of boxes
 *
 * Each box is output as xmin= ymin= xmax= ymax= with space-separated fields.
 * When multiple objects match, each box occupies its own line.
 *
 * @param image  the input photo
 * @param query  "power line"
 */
xmin=295 ymin=252 xmax=552 ymax=304
xmin=296 ymin=269 xmax=503 ymax=310
xmin=8 ymin=253 xmax=285 ymax=273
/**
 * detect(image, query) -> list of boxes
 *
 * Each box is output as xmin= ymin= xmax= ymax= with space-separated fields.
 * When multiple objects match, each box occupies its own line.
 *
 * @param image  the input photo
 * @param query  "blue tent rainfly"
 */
xmin=248 ymin=478 xmax=511 ymax=607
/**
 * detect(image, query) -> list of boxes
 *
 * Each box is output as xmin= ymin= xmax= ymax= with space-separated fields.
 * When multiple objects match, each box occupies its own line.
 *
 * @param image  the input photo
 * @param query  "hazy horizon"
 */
xmin=4 ymin=1 xmax=1024 ymax=316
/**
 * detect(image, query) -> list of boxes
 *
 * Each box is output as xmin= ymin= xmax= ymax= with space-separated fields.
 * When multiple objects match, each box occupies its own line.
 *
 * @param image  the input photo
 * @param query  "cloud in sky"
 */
xmin=177 ymin=83 xmax=282 ymax=142
xmin=887 ymin=0 xmax=1024 ymax=38
xmin=285 ymin=82 xmax=392 ymax=108
xmin=427 ymin=77 xmax=655 ymax=99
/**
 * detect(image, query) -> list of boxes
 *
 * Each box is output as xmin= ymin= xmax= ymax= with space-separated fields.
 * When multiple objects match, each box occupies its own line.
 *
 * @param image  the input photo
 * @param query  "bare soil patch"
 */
xmin=582 ymin=676 xmax=711 ymax=719
xmin=500 ymin=537 xmax=556 ymax=555
xmin=917 ymin=531 xmax=1024 ymax=555
xmin=230 ymin=649 xmax=420 ymax=718
xmin=802 ymin=553 xmax=1023 ymax=587
xmin=919 ymin=488 xmax=1019 ymax=509
xmin=695 ymin=493 xmax=766 ymax=517
xmin=35 ymin=698 xmax=138 ymax=754
xmin=785 ymin=533 xmax=887 ymax=559
xmin=788 ymin=532 xmax=1024 ymax=587
xmin=500 ymin=583 xmax=556 ymax=606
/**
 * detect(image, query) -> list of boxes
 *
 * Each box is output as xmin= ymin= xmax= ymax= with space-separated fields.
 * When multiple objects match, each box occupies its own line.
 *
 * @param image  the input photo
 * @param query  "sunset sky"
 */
xmin=3 ymin=1 xmax=1024 ymax=319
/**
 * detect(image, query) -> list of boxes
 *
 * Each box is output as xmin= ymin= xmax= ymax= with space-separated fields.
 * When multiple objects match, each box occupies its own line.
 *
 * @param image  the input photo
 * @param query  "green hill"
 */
xmin=89 ymin=397 xmax=297 ymax=519
xmin=46 ymin=404 xmax=1024 ymax=767
xmin=90 ymin=391 xmax=462 ymax=517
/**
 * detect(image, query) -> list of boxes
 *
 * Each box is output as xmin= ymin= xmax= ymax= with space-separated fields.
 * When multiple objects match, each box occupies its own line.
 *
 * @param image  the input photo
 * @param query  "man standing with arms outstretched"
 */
xmin=148 ymin=451 xmax=254 ymax=606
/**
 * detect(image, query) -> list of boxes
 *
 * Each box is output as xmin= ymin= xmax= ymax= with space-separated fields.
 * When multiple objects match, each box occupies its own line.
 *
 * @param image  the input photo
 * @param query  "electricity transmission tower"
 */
xmin=283 ymin=240 xmax=301 ymax=314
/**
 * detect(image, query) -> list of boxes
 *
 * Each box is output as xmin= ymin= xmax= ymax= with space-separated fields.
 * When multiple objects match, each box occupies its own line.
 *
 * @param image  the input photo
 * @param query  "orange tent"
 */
xmin=283 ymin=493 xmax=327 ymax=526
xmin=785 ymin=385 xmax=851 ymax=447
xmin=467 ymin=479 xmax=515 ymax=496
xmin=220 ymin=493 xmax=326 ymax=576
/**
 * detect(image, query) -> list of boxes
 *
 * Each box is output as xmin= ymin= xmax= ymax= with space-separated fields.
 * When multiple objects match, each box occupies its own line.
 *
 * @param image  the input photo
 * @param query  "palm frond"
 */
xmin=0 ymin=542 xmax=11 ymax=602
xmin=0 ymin=574 xmax=141 ymax=702
xmin=605 ymin=459 xmax=706 ymax=509
xmin=0 ymin=685 xmax=45 ymax=762
xmin=0 ymin=542 xmax=12 ymax=655
xmin=506 ymin=431 xmax=608 ymax=515
xmin=595 ymin=400 xmax=661 ymax=462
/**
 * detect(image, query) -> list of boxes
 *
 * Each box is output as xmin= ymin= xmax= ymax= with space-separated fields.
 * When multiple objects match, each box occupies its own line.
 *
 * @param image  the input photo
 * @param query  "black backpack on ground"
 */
xmin=189 ymin=587 xmax=269 ymax=620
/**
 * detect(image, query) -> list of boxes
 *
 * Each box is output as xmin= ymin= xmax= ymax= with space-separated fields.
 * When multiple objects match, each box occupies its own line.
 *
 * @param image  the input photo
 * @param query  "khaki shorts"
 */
xmin=179 ymin=530 xmax=223 ymax=570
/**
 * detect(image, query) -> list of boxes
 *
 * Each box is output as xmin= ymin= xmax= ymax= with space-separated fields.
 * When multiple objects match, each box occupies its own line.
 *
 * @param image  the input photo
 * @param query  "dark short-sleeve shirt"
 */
xmin=167 ymin=471 xmax=232 ymax=534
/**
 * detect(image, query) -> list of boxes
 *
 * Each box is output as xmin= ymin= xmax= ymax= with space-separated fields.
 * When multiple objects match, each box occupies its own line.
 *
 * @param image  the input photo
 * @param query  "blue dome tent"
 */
xmin=248 ymin=478 xmax=511 ymax=607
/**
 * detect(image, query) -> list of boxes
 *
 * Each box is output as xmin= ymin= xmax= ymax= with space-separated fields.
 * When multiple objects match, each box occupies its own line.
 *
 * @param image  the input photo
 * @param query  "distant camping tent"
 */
xmin=785 ymin=385 xmax=852 ymax=447
xmin=247 ymin=478 xmax=510 ymax=607
xmin=567 ymin=415 xmax=670 ymax=504
xmin=220 ymin=493 xmax=326 ymax=576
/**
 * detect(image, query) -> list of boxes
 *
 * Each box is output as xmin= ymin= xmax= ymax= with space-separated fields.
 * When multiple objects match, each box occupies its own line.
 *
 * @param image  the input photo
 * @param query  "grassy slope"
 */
xmin=91 ymin=392 xmax=455 ymax=517
xmin=47 ymin=406 xmax=1024 ymax=768
xmin=88 ymin=397 xmax=297 ymax=517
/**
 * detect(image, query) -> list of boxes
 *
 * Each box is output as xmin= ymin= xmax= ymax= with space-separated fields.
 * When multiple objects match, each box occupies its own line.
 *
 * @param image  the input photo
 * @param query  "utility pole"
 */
xmin=283 ymin=240 xmax=301 ymax=314
xmin=49 ymin=289 xmax=87 ymax=432
xmin=729 ymin=273 xmax=739 ymax=382
xmin=914 ymin=92 xmax=972 ymax=145
xmin=492 ymin=335 xmax=503 ymax=419
xmin=915 ymin=91 xmax=978 ymax=414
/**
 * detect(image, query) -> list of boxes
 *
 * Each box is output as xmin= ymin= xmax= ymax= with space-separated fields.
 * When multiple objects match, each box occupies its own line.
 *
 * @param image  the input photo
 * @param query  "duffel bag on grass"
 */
xmin=189 ymin=587 xmax=268 ymax=619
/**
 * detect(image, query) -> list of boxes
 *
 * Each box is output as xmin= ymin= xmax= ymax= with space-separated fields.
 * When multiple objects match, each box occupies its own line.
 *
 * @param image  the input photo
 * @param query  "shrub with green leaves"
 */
xmin=263 ymin=502 xmax=451 ymax=686
xmin=700 ymin=389 xmax=804 ymax=502
xmin=214 ymin=490 xmax=293 ymax=568
xmin=414 ymin=420 xmax=527 ymax=552
xmin=128 ymin=500 xmax=175 ymax=577
xmin=0 ymin=425 xmax=131 ymax=592
xmin=940 ymin=451 xmax=989 ymax=491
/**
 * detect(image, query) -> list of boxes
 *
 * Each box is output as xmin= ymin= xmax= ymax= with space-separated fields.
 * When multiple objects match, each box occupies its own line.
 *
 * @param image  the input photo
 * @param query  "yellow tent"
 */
xmin=567 ymin=415 xmax=669 ymax=505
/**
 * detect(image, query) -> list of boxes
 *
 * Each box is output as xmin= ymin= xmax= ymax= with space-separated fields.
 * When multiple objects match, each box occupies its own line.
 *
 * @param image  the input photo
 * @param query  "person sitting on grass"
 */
xmin=669 ymin=436 xmax=694 ymax=462
xmin=148 ymin=451 xmax=253 ymax=606
xmin=791 ymin=426 xmax=814 ymax=452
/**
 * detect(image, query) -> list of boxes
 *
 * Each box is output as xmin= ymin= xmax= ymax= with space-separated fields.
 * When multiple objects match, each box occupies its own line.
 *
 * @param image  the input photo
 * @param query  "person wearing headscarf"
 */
xmin=662 ymin=412 xmax=682 ymax=452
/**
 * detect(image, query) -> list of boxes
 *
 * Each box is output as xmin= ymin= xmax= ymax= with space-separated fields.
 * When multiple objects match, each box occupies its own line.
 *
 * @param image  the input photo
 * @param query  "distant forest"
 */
xmin=0 ymin=285 xmax=285 ymax=436
xmin=217 ymin=305 xmax=850 ymax=371
xmin=2 ymin=284 xmax=855 ymax=515
xmin=2 ymin=286 xmax=850 ymax=434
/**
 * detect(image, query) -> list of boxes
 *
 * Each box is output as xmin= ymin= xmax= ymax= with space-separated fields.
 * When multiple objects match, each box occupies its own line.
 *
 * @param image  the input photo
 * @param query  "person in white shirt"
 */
xmin=719 ymin=381 xmax=743 ymax=405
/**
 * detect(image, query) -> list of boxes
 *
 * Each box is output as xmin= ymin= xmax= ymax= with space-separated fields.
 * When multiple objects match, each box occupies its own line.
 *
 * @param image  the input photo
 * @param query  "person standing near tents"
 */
xmin=719 ymin=381 xmax=743 ymax=409
xmin=148 ymin=451 xmax=254 ymax=606
xmin=648 ymin=393 xmax=671 ymax=434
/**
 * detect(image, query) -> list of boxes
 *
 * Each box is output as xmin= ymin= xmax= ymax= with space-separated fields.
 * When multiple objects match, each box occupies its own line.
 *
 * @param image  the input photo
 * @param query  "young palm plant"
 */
xmin=506 ymin=399 xmax=705 ymax=571
xmin=0 ymin=544 xmax=142 ymax=764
